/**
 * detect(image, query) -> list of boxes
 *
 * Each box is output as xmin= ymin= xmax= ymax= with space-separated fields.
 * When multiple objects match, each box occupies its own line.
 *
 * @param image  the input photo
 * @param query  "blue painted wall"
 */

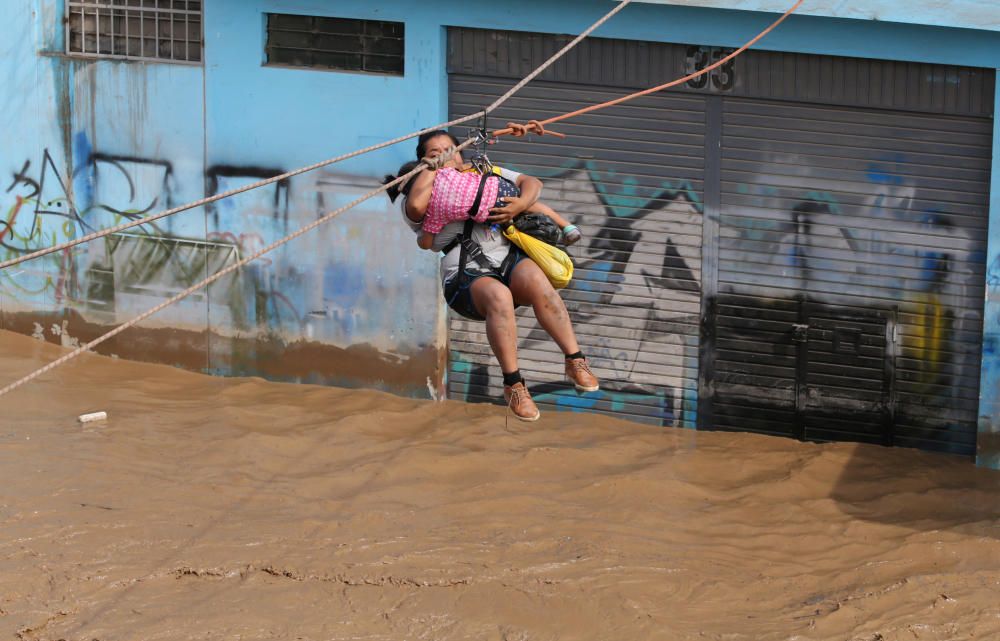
xmin=980 ymin=84 xmax=1000 ymax=469
xmin=1 ymin=0 xmax=997 ymax=463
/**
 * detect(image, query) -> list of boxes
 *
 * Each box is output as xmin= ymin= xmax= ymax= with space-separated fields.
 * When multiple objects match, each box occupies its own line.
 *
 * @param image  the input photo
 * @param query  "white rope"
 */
xmin=0 ymin=0 xmax=632 ymax=272
xmin=0 ymin=119 xmax=473 ymax=271
xmin=483 ymin=0 xmax=633 ymax=113
xmin=0 ymin=141 xmax=473 ymax=399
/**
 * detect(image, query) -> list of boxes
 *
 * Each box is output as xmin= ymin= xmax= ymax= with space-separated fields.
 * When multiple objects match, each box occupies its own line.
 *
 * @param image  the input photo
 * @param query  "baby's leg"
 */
xmin=531 ymin=202 xmax=581 ymax=245
xmin=530 ymin=202 xmax=570 ymax=228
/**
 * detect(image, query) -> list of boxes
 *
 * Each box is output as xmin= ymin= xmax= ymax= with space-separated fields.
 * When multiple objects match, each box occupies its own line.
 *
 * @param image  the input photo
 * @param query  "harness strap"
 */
xmin=443 ymin=169 xmax=494 ymax=264
xmin=466 ymin=167 xmax=492 ymax=219
xmin=454 ymin=219 xmax=475 ymax=279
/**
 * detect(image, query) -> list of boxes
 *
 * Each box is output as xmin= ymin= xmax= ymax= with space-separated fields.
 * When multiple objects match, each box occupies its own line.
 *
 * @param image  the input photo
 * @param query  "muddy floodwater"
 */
xmin=1 ymin=330 xmax=998 ymax=641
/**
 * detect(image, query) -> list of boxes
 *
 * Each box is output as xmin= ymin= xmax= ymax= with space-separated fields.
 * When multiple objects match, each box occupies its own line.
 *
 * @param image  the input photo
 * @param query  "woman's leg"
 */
xmin=469 ymin=275 xmax=541 ymax=420
xmin=509 ymin=259 xmax=599 ymax=392
xmin=468 ymin=276 xmax=519 ymax=373
xmin=508 ymin=259 xmax=580 ymax=355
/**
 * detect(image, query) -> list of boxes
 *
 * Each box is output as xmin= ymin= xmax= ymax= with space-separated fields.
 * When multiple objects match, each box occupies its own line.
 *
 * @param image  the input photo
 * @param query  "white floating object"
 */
xmin=78 ymin=411 xmax=108 ymax=424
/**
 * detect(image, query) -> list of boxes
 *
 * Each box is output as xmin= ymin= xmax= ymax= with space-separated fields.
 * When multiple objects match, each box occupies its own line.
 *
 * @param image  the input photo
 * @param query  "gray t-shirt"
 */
xmin=400 ymin=166 xmax=523 ymax=285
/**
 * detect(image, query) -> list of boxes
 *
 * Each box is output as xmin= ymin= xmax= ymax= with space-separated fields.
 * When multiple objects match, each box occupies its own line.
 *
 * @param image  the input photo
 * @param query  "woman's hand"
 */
xmin=488 ymin=175 xmax=541 ymax=224
xmin=487 ymin=196 xmax=531 ymax=225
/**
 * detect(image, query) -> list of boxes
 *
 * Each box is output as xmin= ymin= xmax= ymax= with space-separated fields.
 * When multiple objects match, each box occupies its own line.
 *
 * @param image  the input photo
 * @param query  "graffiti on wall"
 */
xmin=727 ymin=163 xmax=977 ymax=379
xmin=450 ymin=160 xmax=704 ymax=427
xmin=447 ymin=146 xmax=986 ymax=452
xmin=1 ymin=145 xmax=243 ymax=324
xmin=711 ymin=150 xmax=985 ymax=452
xmin=3 ymin=149 xmax=83 ymax=303
xmin=2 ymin=133 xmax=443 ymax=388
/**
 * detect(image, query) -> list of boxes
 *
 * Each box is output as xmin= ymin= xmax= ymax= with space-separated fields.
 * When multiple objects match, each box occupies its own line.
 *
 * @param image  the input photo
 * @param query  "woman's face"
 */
xmin=423 ymin=134 xmax=463 ymax=169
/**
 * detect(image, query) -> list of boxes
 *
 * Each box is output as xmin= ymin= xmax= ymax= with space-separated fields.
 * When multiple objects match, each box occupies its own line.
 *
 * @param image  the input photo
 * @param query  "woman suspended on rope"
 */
xmin=384 ymin=129 xmax=597 ymax=422
xmin=399 ymin=160 xmax=580 ymax=251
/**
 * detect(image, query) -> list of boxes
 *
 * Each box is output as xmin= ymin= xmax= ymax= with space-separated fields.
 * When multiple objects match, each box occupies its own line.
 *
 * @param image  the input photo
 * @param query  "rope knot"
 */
xmin=506 ymin=122 xmax=530 ymax=138
xmin=504 ymin=120 xmax=566 ymax=139
xmin=526 ymin=120 xmax=547 ymax=136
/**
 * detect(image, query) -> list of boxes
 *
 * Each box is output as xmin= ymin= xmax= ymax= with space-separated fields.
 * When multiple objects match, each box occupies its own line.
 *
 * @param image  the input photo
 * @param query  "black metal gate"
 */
xmin=800 ymin=305 xmax=896 ymax=445
xmin=706 ymin=297 xmax=896 ymax=445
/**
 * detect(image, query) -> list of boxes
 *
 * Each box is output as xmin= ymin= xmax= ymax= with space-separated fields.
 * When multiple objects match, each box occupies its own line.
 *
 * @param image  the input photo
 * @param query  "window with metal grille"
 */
xmin=265 ymin=14 xmax=404 ymax=76
xmin=66 ymin=1 xmax=203 ymax=64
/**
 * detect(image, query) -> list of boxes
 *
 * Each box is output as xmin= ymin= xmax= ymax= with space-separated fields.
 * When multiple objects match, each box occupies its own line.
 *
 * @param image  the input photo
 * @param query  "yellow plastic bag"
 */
xmin=503 ymin=224 xmax=573 ymax=289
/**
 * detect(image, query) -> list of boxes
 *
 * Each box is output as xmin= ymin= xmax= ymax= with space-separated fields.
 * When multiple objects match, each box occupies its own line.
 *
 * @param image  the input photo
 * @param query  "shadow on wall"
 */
xmin=1 ymin=307 xmax=443 ymax=399
xmin=828 ymin=441 xmax=1000 ymax=540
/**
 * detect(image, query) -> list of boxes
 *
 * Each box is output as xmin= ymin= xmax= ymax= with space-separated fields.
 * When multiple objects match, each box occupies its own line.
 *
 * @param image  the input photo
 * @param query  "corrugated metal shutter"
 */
xmin=711 ymin=99 xmax=993 ymax=454
xmin=446 ymin=76 xmax=706 ymax=427
xmin=447 ymin=28 xmax=995 ymax=118
xmin=446 ymin=27 xmax=994 ymax=455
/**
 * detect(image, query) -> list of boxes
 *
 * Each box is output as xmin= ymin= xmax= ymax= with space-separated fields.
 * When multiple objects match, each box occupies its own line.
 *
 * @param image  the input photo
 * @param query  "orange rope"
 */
xmin=495 ymin=0 xmax=805 ymax=140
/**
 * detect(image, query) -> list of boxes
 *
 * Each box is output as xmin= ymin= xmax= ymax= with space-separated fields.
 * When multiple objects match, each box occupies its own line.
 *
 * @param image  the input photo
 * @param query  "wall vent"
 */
xmin=265 ymin=14 xmax=404 ymax=76
xmin=66 ymin=0 xmax=203 ymax=64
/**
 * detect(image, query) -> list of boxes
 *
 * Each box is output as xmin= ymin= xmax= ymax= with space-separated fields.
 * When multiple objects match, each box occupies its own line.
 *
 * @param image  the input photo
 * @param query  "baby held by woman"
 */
xmin=387 ymin=159 xmax=581 ymax=249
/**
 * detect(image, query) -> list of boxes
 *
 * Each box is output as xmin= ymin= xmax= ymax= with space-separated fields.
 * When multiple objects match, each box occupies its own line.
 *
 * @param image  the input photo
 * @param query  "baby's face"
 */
xmin=424 ymin=135 xmax=463 ymax=169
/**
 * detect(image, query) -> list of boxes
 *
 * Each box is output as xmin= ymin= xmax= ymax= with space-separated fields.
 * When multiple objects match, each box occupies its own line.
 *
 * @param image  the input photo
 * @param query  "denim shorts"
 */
xmin=444 ymin=246 xmax=528 ymax=321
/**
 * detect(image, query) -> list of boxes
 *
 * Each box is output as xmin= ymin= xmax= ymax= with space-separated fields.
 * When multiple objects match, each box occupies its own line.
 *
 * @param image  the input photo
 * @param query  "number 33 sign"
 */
xmin=685 ymin=46 xmax=737 ymax=92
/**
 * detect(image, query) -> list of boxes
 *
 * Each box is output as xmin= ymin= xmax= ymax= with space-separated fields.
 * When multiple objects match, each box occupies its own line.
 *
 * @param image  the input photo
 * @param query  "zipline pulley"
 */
xmin=467 ymin=111 xmax=496 ymax=175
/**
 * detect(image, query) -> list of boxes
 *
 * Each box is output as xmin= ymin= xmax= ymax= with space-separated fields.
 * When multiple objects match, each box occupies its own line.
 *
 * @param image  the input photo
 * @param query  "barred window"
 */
xmin=66 ymin=1 xmax=203 ymax=64
xmin=265 ymin=14 xmax=404 ymax=76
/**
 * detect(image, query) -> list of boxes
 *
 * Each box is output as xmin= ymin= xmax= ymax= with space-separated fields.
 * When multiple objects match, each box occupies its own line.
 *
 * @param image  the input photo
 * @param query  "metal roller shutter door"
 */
xmin=710 ymin=99 xmax=993 ymax=455
xmin=446 ymin=27 xmax=994 ymax=454
xmin=447 ymin=76 xmax=707 ymax=427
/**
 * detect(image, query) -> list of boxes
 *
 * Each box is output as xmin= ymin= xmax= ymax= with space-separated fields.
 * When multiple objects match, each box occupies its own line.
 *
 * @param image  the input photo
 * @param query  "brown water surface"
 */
xmin=1 ymin=330 xmax=998 ymax=640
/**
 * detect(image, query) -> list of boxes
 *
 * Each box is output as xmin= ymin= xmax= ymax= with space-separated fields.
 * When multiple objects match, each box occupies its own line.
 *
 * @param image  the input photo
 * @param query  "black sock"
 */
xmin=502 ymin=369 xmax=524 ymax=387
xmin=564 ymin=351 xmax=584 ymax=361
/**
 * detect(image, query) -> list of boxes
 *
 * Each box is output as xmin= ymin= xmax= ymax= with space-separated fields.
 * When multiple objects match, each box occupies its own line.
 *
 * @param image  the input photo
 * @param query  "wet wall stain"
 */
xmin=2 ymin=310 xmax=443 ymax=399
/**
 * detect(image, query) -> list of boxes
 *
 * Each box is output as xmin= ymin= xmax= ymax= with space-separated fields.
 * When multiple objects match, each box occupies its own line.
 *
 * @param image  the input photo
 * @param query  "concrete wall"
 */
xmin=1 ymin=0 xmax=998 ymax=464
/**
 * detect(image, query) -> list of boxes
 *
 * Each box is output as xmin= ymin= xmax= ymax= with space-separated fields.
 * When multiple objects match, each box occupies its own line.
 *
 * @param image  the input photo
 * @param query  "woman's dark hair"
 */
xmin=382 ymin=160 xmax=422 ymax=203
xmin=415 ymin=130 xmax=459 ymax=160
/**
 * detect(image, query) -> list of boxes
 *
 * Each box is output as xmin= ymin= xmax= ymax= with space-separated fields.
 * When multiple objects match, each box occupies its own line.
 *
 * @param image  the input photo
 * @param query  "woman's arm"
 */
xmin=404 ymin=169 xmax=437 ymax=222
xmin=515 ymin=174 xmax=542 ymax=209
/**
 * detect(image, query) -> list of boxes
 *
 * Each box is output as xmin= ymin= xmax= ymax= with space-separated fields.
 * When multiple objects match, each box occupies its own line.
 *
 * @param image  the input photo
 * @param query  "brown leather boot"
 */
xmin=565 ymin=357 xmax=600 ymax=392
xmin=503 ymin=381 xmax=540 ymax=422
